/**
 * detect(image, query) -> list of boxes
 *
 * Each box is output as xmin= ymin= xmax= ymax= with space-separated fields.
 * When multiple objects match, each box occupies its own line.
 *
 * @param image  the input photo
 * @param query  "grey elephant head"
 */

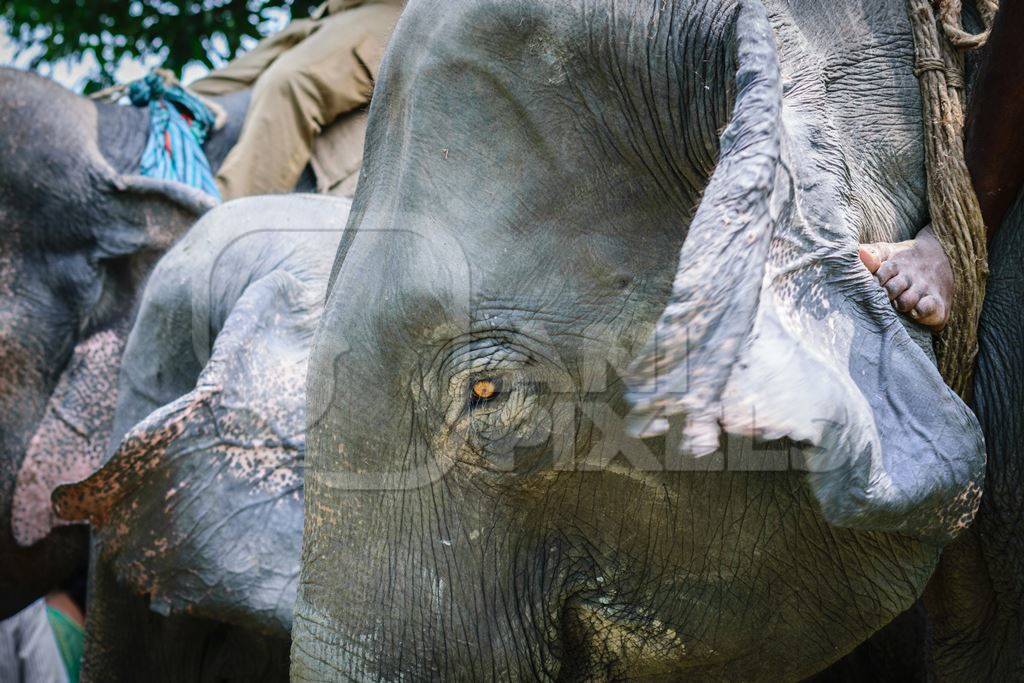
xmin=0 ymin=67 xmax=212 ymax=617
xmin=45 ymin=197 xmax=346 ymax=681
xmin=296 ymin=0 xmax=984 ymax=678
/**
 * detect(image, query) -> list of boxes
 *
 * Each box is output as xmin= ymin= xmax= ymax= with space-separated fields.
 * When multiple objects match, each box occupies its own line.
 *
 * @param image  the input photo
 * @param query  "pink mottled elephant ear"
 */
xmin=54 ymin=271 xmax=314 ymax=636
xmin=11 ymin=326 xmax=126 ymax=549
xmin=10 ymin=178 xmax=215 ymax=553
xmin=626 ymin=0 xmax=984 ymax=542
xmin=10 ymin=173 xmax=215 ymax=551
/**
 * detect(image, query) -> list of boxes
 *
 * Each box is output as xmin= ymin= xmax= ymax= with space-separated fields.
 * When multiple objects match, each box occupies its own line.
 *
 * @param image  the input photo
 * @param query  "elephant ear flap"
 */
xmin=94 ymin=174 xmax=215 ymax=258
xmin=11 ymin=327 xmax=126 ymax=548
xmin=53 ymin=271 xmax=311 ymax=636
xmin=626 ymin=0 xmax=985 ymax=542
xmin=625 ymin=0 xmax=787 ymax=455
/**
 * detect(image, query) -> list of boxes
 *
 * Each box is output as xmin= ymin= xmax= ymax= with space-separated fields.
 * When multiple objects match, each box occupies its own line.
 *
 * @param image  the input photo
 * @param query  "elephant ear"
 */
xmin=626 ymin=0 xmax=984 ymax=543
xmin=54 ymin=270 xmax=313 ymax=637
xmin=94 ymin=174 xmax=215 ymax=258
xmin=11 ymin=325 xmax=126 ymax=548
xmin=11 ymin=178 xmax=213 ymax=549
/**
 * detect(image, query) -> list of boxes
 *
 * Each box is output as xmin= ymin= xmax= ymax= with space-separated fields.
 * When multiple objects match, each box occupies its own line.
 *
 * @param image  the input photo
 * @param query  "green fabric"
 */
xmin=45 ymin=606 xmax=83 ymax=683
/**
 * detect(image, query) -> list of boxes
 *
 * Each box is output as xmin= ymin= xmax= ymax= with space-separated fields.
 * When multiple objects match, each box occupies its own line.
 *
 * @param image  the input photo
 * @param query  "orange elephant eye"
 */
xmin=471 ymin=379 xmax=499 ymax=401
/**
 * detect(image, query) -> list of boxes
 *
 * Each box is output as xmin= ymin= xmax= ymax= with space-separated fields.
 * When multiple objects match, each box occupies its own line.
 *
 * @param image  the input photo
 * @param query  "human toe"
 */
xmin=895 ymin=286 xmax=923 ymax=313
xmin=913 ymin=295 xmax=948 ymax=330
xmin=875 ymin=259 xmax=900 ymax=286
xmin=884 ymin=273 xmax=911 ymax=300
xmin=859 ymin=242 xmax=895 ymax=274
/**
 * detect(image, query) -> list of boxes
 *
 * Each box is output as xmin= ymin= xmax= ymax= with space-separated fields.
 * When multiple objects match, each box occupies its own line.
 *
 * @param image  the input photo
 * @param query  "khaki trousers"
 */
xmin=190 ymin=2 xmax=402 ymax=199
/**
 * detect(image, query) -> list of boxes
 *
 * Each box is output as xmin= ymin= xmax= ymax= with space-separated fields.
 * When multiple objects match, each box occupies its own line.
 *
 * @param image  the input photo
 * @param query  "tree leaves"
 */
xmin=2 ymin=0 xmax=321 ymax=92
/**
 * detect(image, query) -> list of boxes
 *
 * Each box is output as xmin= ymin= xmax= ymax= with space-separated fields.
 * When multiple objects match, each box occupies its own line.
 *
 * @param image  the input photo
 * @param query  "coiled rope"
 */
xmin=907 ymin=0 xmax=996 ymax=399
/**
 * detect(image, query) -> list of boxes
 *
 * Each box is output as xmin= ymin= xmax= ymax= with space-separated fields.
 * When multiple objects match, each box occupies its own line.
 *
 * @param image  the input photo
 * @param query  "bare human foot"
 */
xmin=859 ymin=225 xmax=954 ymax=332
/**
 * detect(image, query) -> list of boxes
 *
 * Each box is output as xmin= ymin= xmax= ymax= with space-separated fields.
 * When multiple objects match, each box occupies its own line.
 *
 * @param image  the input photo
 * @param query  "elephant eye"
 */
xmin=469 ymin=377 xmax=502 ymax=407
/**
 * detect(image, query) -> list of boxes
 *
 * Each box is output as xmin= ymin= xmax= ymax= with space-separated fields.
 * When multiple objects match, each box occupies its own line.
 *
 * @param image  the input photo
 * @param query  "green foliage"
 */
xmin=2 ymin=0 xmax=321 ymax=92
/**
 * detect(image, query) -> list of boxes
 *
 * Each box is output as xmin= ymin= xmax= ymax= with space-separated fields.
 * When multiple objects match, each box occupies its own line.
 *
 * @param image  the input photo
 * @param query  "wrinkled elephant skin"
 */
xmin=296 ymin=0 xmax=984 ymax=680
xmin=54 ymin=196 xmax=347 ymax=680
xmin=0 ymin=67 xmax=212 ymax=617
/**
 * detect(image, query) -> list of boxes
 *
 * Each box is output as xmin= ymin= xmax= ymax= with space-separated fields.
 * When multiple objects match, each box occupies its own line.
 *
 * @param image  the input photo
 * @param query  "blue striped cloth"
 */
xmin=128 ymin=72 xmax=221 ymax=202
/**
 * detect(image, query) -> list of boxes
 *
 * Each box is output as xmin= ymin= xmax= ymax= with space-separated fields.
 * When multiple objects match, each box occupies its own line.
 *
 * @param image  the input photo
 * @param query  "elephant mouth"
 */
xmin=561 ymin=596 xmax=739 ymax=674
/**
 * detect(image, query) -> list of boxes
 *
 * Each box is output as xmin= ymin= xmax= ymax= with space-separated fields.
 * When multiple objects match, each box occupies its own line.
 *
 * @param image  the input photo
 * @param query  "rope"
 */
xmin=937 ymin=0 xmax=999 ymax=49
xmin=88 ymin=82 xmax=127 ymax=102
xmin=906 ymin=0 xmax=995 ymax=399
xmin=126 ymin=71 xmax=219 ymax=142
xmin=91 ymin=70 xmax=223 ymax=200
xmin=89 ymin=68 xmax=227 ymax=130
